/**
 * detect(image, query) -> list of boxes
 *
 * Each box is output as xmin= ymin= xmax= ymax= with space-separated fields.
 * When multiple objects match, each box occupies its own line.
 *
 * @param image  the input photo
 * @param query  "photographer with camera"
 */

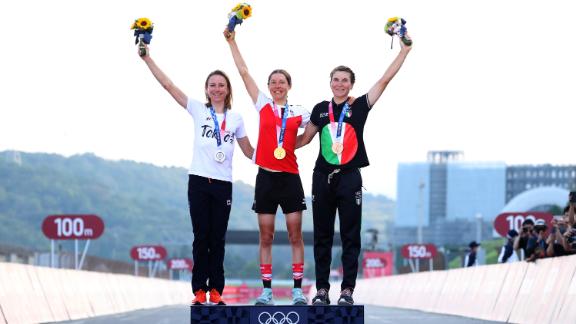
xmin=514 ymin=219 xmax=537 ymax=260
xmin=567 ymin=192 xmax=576 ymax=227
xmin=525 ymin=219 xmax=549 ymax=262
xmin=545 ymin=214 xmax=569 ymax=257
xmin=560 ymin=193 xmax=576 ymax=254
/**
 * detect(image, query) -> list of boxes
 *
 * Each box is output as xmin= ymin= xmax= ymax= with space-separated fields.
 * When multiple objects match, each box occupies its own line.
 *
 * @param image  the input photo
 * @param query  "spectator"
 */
xmin=562 ymin=204 xmax=576 ymax=254
xmin=514 ymin=219 xmax=536 ymax=260
xmin=526 ymin=219 xmax=548 ymax=262
xmin=464 ymin=241 xmax=480 ymax=267
xmin=498 ymin=230 xmax=519 ymax=263
xmin=546 ymin=215 xmax=569 ymax=257
xmin=569 ymin=192 xmax=576 ymax=226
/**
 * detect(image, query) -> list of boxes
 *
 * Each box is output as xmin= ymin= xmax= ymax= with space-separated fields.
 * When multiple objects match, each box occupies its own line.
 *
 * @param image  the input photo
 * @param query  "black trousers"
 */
xmin=188 ymin=174 xmax=232 ymax=294
xmin=312 ymin=168 xmax=362 ymax=291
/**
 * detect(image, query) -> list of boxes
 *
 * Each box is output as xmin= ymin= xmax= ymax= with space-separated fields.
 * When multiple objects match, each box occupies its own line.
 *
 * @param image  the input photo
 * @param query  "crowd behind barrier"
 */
xmin=512 ymin=205 xmax=576 ymax=263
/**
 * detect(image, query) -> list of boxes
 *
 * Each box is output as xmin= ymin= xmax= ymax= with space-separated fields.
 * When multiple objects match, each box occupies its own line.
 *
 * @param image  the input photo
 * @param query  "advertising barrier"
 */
xmin=0 ymin=262 xmax=192 ymax=323
xmin=4 ymin=254 xmax=576 ymax=322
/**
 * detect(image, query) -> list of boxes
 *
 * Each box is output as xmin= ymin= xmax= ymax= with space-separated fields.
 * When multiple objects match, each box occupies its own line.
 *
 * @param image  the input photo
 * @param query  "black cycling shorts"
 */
xmin=252 ymin=168 xmax=307 ymax=214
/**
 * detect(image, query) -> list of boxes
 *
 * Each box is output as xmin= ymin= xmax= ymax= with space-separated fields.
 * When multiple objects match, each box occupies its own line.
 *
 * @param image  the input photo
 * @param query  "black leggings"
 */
xmin=188 ymin=174 xmax=232 ymax=294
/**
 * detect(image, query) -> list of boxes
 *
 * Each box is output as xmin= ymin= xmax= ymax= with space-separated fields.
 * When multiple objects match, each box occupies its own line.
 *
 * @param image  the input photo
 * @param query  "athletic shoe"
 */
xmin=255 ymin=288 xmax=274 ymax=305
xmin=209 ymin=289 xmax=226 ymax=305
xmin=292 ymin=288 xmax=307 ymax=305
xmin=338 ymin=288 xmax=354 ymax=305
xmin=192 ymin=289 xmax=207 ymax=305
xmin=312 ymin=288 xmax=330 ymax=305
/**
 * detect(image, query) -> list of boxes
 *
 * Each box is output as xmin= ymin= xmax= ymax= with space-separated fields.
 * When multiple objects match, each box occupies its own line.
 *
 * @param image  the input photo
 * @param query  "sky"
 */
xmin=1 ymin=0 xmax=575 ymax=199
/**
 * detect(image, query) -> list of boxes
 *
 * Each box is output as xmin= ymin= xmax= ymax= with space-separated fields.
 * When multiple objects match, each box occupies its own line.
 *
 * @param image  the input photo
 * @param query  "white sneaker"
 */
xmin=292 ymin=288 xmax=307 ymax=305
xmin=255 ymin=288 xmax=274 ymax=305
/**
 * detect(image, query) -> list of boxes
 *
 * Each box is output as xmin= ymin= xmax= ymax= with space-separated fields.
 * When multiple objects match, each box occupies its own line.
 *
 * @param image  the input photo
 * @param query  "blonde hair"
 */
xmin=205 ymin=70 xmax=233 ymax=110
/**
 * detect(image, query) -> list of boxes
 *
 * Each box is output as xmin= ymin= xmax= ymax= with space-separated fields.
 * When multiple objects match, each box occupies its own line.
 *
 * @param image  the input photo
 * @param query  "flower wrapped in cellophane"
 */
xmin=227 ymin=3 xmax=252 ymax=32
xmin=131 ymin=18 xmax=154 ymax=56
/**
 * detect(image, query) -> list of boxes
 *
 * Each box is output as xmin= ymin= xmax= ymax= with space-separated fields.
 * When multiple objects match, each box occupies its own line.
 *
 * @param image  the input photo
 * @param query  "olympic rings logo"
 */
xmin=257 ymin=311 xmax=300 ymax=324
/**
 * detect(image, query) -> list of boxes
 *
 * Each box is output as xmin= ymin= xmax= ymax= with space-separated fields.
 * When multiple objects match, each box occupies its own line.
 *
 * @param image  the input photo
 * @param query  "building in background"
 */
xmin=394 ymin=151 xmax=575 ymax=247
xmin=506 ymin=165 xmax=576 ymax=203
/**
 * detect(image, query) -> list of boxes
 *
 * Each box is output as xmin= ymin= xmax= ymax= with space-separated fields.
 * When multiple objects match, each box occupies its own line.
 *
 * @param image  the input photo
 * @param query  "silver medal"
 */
xmin=214 ymin=150 xmax=226 ymax=163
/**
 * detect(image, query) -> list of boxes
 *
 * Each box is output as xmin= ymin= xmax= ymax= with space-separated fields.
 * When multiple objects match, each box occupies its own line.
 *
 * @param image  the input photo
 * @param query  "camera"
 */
xmin=570 ymin=191 xmax=576 ymax=203
xmin=534 ymin=227 xmax=546 ymax=233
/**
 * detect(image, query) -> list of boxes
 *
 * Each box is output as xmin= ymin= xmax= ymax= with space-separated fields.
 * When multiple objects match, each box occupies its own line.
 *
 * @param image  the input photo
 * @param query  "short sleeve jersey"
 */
xmin=254 ymin=91 xmax=310 ymax=174
xmin=186 ymin=98 xmax=247 ymax=182
xmin=310 ymin=94 xmax=371 ymax=173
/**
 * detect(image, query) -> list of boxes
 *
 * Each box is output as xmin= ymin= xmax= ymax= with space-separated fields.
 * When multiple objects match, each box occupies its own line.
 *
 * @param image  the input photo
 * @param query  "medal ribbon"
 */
xmin=328 ymin=101 xmax=349 ymax=143
xmin=272 ymin=102 xmax=289 ymax=148
xmin=209 ymin=106 xmax=227 ymax=148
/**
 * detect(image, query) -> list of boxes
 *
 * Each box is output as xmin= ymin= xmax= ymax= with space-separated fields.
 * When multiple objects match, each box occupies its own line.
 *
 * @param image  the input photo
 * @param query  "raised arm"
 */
xmin=367 ymin=34 xmax=412 ymax=107
xmin=546 ymin=231 xmax=556 ymax=257
xmin=140 ymin=45 xmax=188 ymax=109
xmin=555 ymin=228 xmax=567 ymax=253
xmin=563 ymin=229 xmax=573 ymax=252
xmin=296 ymin=123 xmax=319 ymax=149
xmin=224 ymin=30 xmax=259 ymax=104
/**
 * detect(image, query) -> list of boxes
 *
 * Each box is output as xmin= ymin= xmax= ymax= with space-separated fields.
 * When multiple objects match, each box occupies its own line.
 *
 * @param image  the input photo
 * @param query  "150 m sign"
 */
xmin=42 ymin=214 xmax=104 ymax=240
xmin=130 ymin=245 xmax=167 ymax=261
xmin=401 ymin=244 xmax=438 ymax=259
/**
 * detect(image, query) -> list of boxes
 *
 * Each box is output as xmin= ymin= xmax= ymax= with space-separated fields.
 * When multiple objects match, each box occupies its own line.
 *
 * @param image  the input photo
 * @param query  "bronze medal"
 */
xmin=332 ymin=142 xmax=343 ymax=154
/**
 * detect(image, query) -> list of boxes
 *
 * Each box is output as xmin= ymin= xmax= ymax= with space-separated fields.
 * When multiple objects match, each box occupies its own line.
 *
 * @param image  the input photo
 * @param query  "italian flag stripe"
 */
xmin=340 ymin=125 xmax=357 ymax=163
xmin=321 ymin=126 xmax=339 ymax=164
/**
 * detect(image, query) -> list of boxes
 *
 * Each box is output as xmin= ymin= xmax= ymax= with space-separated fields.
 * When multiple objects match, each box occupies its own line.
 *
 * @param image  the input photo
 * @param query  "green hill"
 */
xmin=0 ymin=151 xmax=394 ymax=268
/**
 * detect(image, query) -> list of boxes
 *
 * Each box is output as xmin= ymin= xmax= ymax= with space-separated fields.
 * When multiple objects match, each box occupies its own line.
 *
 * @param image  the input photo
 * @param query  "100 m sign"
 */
xmin=42 ymin=214 xmax=104 ymax=240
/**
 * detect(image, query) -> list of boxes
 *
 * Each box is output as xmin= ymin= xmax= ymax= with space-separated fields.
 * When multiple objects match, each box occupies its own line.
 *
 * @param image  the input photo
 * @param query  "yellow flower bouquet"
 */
xmin=385 ymin=17 xmax=412 ymax=47
xmin=227 ymin=3 xmax=252 ymax=32
xmin=131 ymin=17 xmax=154 ymax=56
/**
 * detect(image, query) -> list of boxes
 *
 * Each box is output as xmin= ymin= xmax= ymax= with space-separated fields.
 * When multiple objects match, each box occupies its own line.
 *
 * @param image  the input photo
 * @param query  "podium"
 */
xmin=190 ymin=305 xmax=364 ymax=323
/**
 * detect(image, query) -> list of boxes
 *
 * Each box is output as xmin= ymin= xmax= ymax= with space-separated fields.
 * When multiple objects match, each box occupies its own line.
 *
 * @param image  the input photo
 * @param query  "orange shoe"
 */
xmin=209 ymin=289 xmax=226 ymax=305
xmin=192 ymin=289 xmax=207 ymax=305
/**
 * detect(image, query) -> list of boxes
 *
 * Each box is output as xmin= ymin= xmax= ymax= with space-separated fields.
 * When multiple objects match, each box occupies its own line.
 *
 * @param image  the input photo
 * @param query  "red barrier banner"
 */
xmin=362 ymin=251 xmax=393 ymax=278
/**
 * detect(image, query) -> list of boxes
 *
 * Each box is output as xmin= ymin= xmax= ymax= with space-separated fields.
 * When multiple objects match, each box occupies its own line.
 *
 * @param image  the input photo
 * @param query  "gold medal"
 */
xmin=274 ymin=147 xmax=286 ymax=160
xmin=332 ymin=142 xmax=343 ymax=154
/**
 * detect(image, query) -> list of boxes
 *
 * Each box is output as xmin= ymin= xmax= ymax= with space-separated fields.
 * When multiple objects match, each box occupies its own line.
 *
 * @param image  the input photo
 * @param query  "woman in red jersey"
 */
xmin=225 ymin=29 xmax=309 ymax=306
